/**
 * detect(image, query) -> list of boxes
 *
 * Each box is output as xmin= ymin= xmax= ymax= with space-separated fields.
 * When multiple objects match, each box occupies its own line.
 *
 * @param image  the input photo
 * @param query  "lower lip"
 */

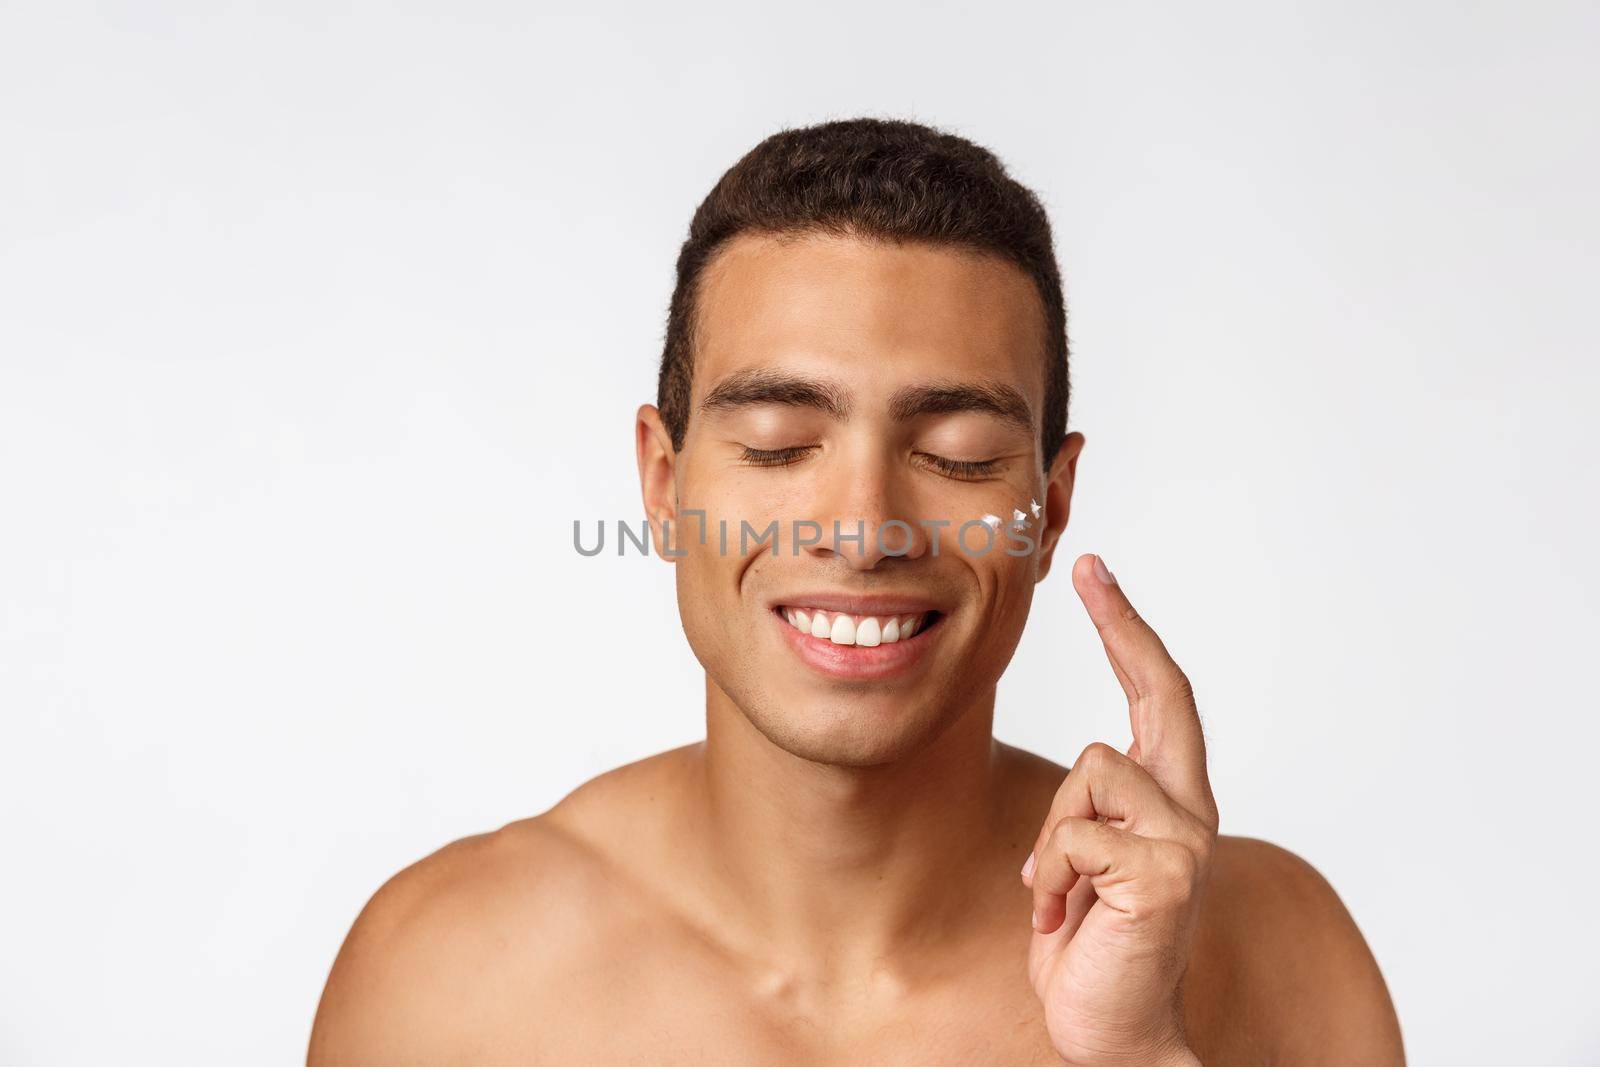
xmin=772 ymin=610 xmax=942 ymax=681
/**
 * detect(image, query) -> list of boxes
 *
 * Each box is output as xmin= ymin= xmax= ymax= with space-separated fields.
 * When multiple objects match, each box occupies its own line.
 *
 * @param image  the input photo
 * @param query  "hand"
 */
xmin=1022 ymin=554 xmax=1219 ymax=1066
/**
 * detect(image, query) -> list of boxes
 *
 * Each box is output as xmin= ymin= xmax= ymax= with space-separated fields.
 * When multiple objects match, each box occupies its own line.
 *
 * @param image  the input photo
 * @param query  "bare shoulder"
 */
xmin=1188 ymin=835 xmax=1406 ymax=1065
xmin=307 ymin=745 xmax=701 ymax=1065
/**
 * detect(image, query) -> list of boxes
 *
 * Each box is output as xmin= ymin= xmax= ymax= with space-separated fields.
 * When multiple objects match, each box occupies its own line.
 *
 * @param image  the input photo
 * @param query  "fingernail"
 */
xmin=1092 ymin=555 xmax=1115 ymax=585
xmin=1030 ymin=909 xmax=1039 ymax=930
xmin=1021 ymin=851 xmax=1036 ymax=880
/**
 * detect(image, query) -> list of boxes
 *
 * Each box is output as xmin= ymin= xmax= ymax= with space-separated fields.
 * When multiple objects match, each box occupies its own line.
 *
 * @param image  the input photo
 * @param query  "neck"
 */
xmin=690 ymin=677 xmax=1016 ymax=990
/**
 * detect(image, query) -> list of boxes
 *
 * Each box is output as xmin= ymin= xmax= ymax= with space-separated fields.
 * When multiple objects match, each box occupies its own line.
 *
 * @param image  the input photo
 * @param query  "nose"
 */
xmin=803 ymin=444 xmax=929 ymax=570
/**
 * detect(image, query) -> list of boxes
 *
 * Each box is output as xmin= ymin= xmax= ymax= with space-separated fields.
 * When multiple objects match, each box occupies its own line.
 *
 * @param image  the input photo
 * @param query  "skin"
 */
xmin=308 ymin=232 xmax=1406 ymax=1064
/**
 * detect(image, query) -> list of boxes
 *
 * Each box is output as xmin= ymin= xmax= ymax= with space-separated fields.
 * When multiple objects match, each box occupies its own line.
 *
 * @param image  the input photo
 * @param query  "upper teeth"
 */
xmin=781 ymin=608 xmax=928 ymax=646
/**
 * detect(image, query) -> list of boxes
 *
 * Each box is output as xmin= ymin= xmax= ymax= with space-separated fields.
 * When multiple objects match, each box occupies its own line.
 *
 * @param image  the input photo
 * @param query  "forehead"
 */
xmin=691 ymin=231 xmax=1048 ymax=403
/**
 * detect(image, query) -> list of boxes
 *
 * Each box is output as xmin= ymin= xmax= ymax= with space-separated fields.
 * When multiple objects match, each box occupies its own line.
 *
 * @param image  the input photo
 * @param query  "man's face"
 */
xmin=638 ymin=232 xmax=1082 ymax=766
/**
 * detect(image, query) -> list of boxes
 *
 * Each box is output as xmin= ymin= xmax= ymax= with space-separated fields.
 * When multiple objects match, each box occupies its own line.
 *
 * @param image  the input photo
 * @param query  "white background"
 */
xmin=3 ymin=2 xmax=1597 ymax=1063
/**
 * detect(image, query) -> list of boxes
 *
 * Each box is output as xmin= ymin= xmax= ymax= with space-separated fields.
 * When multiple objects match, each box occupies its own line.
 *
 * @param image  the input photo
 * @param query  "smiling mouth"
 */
xmin=772 ymin=606 xmax=943 ymax=647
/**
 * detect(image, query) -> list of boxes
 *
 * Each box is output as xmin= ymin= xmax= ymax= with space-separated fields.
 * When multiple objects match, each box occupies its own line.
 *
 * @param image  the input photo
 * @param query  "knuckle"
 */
xmin=1160 ymin=841 xmax=1200 ymax=891
xmin=1180 ymin=809 xmax=1218 ymax=853
xmin=1076 ymin=741 xmax=1119 ymax=774
xmin=1049 ymin=815 xmax=1094 ymax=860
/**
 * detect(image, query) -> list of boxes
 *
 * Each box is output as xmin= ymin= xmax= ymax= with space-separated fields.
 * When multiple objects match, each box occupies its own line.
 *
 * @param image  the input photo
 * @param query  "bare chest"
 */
xmin=485 ymin=937 xmax=1065 ymax=1065
xmin=448 ymin=905 xmax=1250 ymax=1065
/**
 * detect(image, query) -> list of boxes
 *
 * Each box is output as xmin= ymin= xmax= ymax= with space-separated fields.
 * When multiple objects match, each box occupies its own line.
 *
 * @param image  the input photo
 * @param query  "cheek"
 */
xmin=949 ymin=525 xmax=1038 ymax=646
xmin=673 ymin=525 xmax=776 ymax=644
xmin=983 ymin=544 xmax=1039 ymax=621
xmin=921 ymin=470 xmax=1045 ymax=530
xmin=673 ymin=549 xmax=749 ymax=687
xmin=682 ymin=478 xmax=812 ymax=550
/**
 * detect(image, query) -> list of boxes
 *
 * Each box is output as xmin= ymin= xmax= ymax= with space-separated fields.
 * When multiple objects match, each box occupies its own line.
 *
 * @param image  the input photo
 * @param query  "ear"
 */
xmin=1034 ymin=431 xmax=1085 ymax=582
xmin=636 ymin=404 xmax=679 ymax=561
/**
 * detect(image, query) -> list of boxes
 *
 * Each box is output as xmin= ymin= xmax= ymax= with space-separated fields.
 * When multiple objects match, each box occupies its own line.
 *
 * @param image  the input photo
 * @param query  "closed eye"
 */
xmin=740 ymin=445 xmax=817 ymax=468
xmin=916 ymin=453 xmax=1004 ymax=480
xmin=739 ymin=446 xmax=1004 ymax=479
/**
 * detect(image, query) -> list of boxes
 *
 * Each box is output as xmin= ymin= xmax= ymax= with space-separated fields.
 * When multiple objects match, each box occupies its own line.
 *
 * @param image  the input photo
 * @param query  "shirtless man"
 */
xmin=309 ymin=118 xmax=1405 ymax=1064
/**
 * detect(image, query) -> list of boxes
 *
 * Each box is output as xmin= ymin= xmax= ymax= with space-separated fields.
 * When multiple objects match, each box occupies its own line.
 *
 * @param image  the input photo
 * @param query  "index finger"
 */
xmin=1071 ymin=553 xmax=1216 ymax=828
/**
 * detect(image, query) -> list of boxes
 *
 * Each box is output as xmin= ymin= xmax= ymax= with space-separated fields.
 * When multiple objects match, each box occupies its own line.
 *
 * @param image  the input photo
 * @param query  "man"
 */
xmin=309 ymin=118 xmax=1404 ymax=1064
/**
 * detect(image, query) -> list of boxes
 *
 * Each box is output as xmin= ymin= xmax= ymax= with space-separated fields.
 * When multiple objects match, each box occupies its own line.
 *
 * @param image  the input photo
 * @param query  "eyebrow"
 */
xmin=697 ymin=369 xmax=1034 ymax=432
xmin=887 ymin=379 xmax=1034 ymax=432
xmin=699 ymin=369 xmax=850 ymax=419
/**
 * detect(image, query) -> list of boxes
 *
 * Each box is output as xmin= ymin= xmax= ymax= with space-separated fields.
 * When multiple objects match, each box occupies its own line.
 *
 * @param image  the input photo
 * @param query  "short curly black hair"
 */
xmin=656 ymin=117 xmax=1070 ymax=462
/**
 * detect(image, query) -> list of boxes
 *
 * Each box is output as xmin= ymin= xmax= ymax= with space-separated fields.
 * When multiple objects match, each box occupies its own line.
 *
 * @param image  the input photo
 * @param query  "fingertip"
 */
xmin=1069 ymin=553 xmax=1097 ymax=594
xmin=1071 ymin=552 xmax=1116 ymax=585
xmin=1071 ymin=553 xmax=1121 ymax=614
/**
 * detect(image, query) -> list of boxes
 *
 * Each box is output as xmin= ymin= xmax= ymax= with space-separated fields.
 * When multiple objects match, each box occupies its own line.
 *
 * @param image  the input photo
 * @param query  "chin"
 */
xmin=740 ymin=689 xmax=962 ymax=768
